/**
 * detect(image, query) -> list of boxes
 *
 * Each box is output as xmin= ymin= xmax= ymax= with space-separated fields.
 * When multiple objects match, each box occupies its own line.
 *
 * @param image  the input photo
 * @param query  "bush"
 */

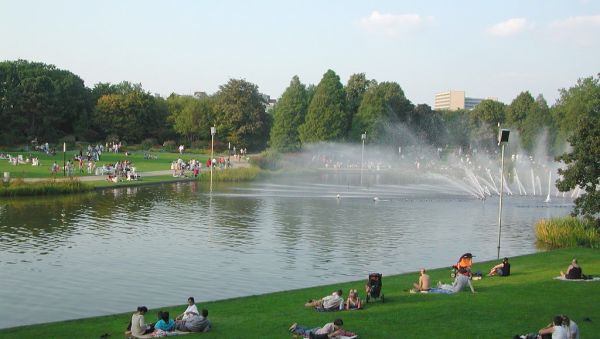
xmin=0 ymin=178 xmax=94 ymax=197
xmin=105 ymin=134 xmax=120 ymax=144
xmin=162 ymin=140 xmax=176 ymax=152
xmin=249 ymin=150 xmax=282 ymax=170
xmin=59 ymin=135 xmax=77 ymax=148
xmin=211 ymin=167 xmax=262 ymax=182
xmin=535 ymin=216 xmax=600 ymax=249
xmin=141 ymin=138 xmax=157 ymax=150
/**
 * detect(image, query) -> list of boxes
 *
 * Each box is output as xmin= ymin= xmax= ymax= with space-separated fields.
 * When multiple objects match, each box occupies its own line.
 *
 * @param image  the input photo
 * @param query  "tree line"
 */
xmin=0 ymin=60 xmax=597 ymax=157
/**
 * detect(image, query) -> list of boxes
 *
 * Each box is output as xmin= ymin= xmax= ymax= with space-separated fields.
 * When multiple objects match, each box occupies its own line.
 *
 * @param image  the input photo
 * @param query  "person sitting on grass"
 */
xmin=175 ymin=308 xmax=211 ymax=333
xmin=304 ymin=289 xmax=343 ymax=310
xmin=538 ymin=315 xmax=568 ymax=339
xmin=411 ymin=268 xmax=430 ymax=292
xmin=289 ymin=318 xmax=344 ymax=339
xmin=176 ymin=297 xmax=199 ymax=321
xmin=488 ymin=257 xmax=511 ymax=277
xmin=125 ymin=306 xmax=154 ymax=337
xmin=560 ymin=259 xmax=583 ymax=279
xmin=561 ymin=314 xmax=579 ymax=339
xmin=345 ymin=289 xmax=362 ymax=310
xmin=153 ymin=311 xmax=175 ymax=332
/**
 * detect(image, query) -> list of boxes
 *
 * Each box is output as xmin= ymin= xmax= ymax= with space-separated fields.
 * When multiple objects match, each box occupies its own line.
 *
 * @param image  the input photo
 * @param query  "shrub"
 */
xmin=141 ymin=138 xmax=157 ymax=150
xmin=249 ymin=150 xmax=282 ymax=170
xmin=535 ymin=216 xmax=600 ymax=249
xmin=162 ymin=140 xmax=176 ymax=152
xmin=0 ymin=178 xmax=94 ymax=197
xmin=211 ymin=167 xmax=262 ymax=182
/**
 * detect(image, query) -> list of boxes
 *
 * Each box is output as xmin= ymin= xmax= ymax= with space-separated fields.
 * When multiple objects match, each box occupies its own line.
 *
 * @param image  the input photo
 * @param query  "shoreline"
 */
xmin=1 ymin=248 xmax=598 ymax=338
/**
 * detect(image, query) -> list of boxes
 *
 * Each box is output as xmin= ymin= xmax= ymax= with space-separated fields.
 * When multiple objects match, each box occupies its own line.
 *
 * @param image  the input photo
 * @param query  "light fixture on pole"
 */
xmin=63 ymin=142 xmax=66 ymax=177
xmin=360 ymin=132 xmax=366 ymax=185
xmin=210 ymin=126 xmax=216 ymax=193
xmin=497 ymin=128 xmax=510 ymax=259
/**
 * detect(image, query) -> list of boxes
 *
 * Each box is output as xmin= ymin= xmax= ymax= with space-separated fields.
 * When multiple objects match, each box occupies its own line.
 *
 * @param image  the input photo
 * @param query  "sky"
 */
xmin=1 ymin=0 xmax=599 ymax=106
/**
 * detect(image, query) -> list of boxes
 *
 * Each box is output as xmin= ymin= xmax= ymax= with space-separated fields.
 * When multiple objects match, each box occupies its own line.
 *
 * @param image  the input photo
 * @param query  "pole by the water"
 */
xmin=63 ymin=142 xmax=66 ymax=177
xmin=497 ymin=143 xmax=505 ymax=259
xmin=210 ymin=132 xmax=214 ymax=193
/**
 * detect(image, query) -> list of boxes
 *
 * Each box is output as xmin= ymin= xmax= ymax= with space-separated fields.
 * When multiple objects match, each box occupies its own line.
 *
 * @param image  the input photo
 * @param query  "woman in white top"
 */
xmin=538 ymin=315 xmax=568 ymax=339
xmin=177 ymin=297 xmax=199 ymax=321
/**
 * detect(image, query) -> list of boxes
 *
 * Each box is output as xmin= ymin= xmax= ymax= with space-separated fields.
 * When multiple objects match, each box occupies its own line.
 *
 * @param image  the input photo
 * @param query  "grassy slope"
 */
xmin=0 ymin=151 xmax=208 ymax=178
xmin=1 ymin=248 xmax=598 ymax=339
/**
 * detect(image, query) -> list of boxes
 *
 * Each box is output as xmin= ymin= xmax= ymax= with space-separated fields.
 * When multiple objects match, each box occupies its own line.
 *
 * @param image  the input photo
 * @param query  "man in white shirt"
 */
xmin=304 ymin=289 xmax=344 ymax=309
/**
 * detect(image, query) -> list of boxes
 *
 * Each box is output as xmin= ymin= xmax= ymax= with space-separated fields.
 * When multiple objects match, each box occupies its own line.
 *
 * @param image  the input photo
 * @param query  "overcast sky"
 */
xmin=1 ymin=0 xmax=599 ymax=106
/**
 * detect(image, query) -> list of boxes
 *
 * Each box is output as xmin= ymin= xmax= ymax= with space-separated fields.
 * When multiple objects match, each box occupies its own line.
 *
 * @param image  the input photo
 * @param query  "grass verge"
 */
xmin=535 ymin=216 xmax=600 ymax=249
xmin=0 ymin=178 xmax=93 ymax=197
xmin=0 ymin=248 xmax=598 ymax=338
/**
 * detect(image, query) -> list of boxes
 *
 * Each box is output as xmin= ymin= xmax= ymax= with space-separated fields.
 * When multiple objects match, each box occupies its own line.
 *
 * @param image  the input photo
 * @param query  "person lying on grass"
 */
xmin=305 ymin=289 xmax=343 ymax=309
xmin=429 ymin=268 xmax=475 ymax=294
xmin=345 ymin=289 xmax=362 ymax=310
xmin=488 ymin=257 xmax=511 ymax=277
xmin=289 ymin=318 xmax=344 ymax=338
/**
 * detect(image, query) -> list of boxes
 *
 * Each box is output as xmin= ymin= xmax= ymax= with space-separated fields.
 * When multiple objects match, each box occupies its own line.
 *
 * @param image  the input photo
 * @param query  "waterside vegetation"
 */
xmin=0 ymin=178 xmax=93 ymax=197
xmin=535 ymin=217 xmax=600 ymax=249
xmin=0 ymin=248 xmax=598 ymax=339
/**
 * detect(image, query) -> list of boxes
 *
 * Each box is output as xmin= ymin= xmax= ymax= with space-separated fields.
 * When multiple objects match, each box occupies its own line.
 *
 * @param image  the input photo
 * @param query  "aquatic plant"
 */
xmin=535 ymin=216 xmax=600 ymax=248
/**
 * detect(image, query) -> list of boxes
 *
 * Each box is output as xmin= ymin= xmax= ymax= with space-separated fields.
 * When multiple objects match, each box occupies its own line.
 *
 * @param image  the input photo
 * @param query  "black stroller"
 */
xmin=365 ymin=273 xmax=384 ymax=303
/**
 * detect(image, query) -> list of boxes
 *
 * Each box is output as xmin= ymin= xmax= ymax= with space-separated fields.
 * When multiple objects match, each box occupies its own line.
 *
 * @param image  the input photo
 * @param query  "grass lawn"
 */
xmin=0 ymin=150 xmax=209 ymax=178
xmin=0 ymin=248 xmax=598 ymax=338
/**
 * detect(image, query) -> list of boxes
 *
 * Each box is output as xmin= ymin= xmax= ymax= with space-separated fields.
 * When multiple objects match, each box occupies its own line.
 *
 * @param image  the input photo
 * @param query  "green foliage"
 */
xmin=0 ymin=178 xmax=93 ymax=197
xmin=92 ymin=82 xmax=168 ymax=143
xmin=410 ymin=104 xmax=446 ymax=146
xmin=212 ymin=167 xmax=261 ymax=182
xmin=556 ymin=114 xmax=600 ymax=225
xmin=2 ymin=248 xmax=600 ymax=338
xmin=469 ymin=99 xmax=506 ymax=147
xmin=299 ymin=70 xmax=348 ymax=143
xmin=345 ymin=73 xmax=375 ymax=133
xmin=269 ymin=76 xmax=309 ymax=152
xmin=350 ymin=81 xmax=412 ymax=143
xmin=215 ymin=79 xmax=270 ymax=151
xmin=249 ymin=150 xmax=282 ymax=170
xmin=535 ymin=217 xmax=600 ymax=248
xmin=167 ymin=94 xmax=215 ymax=143
xmin=441 ymin=109 xmax=470 ymax=148
xmin=0 ymin=60 xmax=93 ymax=144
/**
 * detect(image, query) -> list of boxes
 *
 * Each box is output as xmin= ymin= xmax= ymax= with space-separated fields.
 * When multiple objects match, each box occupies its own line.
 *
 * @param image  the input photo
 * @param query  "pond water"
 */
xmin=0 ymin=172 xmax=572 ymax=329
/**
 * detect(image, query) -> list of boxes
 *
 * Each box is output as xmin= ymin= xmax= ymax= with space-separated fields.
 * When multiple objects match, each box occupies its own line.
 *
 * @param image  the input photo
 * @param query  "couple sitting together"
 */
xmin=126 ymin=297 xmax=210 ymax=338
xmin=410 ymin=268 xmax=475 ymax=294
xmin=304 ymin=289 xmax=362 ymax=311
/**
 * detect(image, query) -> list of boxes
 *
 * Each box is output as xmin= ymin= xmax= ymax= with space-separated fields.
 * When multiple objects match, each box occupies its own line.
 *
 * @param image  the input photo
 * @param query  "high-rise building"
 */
xmin=434 ymin=91 xmax=495 ymax=111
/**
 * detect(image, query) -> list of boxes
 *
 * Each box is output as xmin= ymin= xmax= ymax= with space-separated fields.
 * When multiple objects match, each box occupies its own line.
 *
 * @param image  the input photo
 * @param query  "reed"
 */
xmin=534 ymin=216 xmax=600 ymax=249
xmin=0 ymin=178 xmax=93 ymax=197
xmin=211 ymin=167 xmax=262 ymax=182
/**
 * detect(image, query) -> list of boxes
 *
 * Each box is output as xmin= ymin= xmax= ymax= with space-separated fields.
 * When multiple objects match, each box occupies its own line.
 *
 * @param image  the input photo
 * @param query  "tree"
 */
xmin=506 ymin=91 xmax=547 ymax=152
xmin=441 ymin=109 xmax=470 ymax=149
xmin=215 ymin=79 xmax=270 ymax=151
xmin=468 ymin=99 xmax=506 ymax=147
xmin=411 ymin=104 xmax=446 ymax=146
xmin=269 ymin=76 xmax=308 ymax=152
xmin=556 ymin=114 xmax=600 ymax=227
xmin=349 ymin=81 xmax=412 ymax=143
xmin=167 ymin=95 xmax=215 ymax=143
xmin=345 ymin=73 xmax=375 ymax=133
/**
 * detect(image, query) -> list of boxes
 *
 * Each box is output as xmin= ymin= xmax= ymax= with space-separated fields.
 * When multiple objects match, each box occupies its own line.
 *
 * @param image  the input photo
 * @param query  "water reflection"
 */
xmin=0 ymin=173 xmax=573 ymax=329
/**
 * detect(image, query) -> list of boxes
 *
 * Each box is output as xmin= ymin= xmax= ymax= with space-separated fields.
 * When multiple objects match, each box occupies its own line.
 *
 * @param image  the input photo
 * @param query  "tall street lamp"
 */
xmin=497 ymin=128 xmax=510 ymax=259
xmin=360 ymin=132 xmax=366 ymax=185
xmin=63 ymin=142 xmax=66 ymax=177
xmin=210 ymin=126 xmax=216 ymax=193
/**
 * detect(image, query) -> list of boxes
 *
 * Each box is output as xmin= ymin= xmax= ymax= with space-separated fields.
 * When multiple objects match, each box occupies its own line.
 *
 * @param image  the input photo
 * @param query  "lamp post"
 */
xmin=497 ymin=128 xmax=510 ymax=259
xmin=210 ymin=126 xmax=216 ymax=193
xmin=63 ymin=142 xmax=66 ymax=177
xmin=360 ymin=132 xmax=366 ymax=185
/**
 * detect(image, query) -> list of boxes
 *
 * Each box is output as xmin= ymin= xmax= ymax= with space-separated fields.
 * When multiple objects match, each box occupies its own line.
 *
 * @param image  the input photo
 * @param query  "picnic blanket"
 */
xmin=132 ymin=330 xmax=191 ymax=338
xmin=553 ymin=276 xmax=600 ymax=282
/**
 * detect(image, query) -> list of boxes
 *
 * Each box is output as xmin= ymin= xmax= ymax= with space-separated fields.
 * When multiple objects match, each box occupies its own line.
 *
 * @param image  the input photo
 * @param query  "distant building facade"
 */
xmin=434 ymin=90 xmax=496 ymax=111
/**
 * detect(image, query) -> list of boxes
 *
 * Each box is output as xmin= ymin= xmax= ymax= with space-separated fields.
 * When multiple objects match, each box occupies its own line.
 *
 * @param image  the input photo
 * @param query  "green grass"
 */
xmin=91 ymin=175 xmax=197 ymax=188
xmin=1 ymin=248 xmax=598 ymax=338
xmin=0 ymin=150 xmax=209 ymax=178
xmin=211 ymin=166 xmax=262 ymax=182
xmin=535 ymin=216 xmax=600 ymax=249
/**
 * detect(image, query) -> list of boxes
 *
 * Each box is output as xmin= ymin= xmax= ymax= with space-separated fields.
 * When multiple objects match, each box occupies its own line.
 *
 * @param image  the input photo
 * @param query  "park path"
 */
xmin=20 ymin=157 xmax=251 ymax=183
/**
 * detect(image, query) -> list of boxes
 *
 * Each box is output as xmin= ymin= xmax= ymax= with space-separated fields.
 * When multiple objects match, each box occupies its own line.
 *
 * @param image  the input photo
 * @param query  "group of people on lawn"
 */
xmin=126 ymin=297 xmax=210 ymax=338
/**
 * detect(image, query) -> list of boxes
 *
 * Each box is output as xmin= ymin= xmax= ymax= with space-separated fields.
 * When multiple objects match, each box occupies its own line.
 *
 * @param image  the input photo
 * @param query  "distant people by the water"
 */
xmin=305 ymin=289 xmax=344 ymax=310
xmin=411 ymin=268 xmax=430 ymax=293
xmin=560 ymin=259 xmax=583 ymax=279
xmin=488 ymin=257 xmax=511 ymax=277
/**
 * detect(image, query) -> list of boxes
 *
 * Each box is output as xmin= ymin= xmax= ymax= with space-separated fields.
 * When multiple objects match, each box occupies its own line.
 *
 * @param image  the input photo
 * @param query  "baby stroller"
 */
xmin=451 ymin=253 xmax=474 ymax=278
xmin=365 ymin=273 xmax=384 ymax=303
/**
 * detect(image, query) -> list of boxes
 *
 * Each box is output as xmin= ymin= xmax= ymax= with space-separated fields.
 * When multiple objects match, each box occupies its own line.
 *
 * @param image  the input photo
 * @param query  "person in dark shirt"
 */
xmin=488 ymin=257 xmax=511 ymax=277
xmin=561 ymin=258 xmax=583 ymax=279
